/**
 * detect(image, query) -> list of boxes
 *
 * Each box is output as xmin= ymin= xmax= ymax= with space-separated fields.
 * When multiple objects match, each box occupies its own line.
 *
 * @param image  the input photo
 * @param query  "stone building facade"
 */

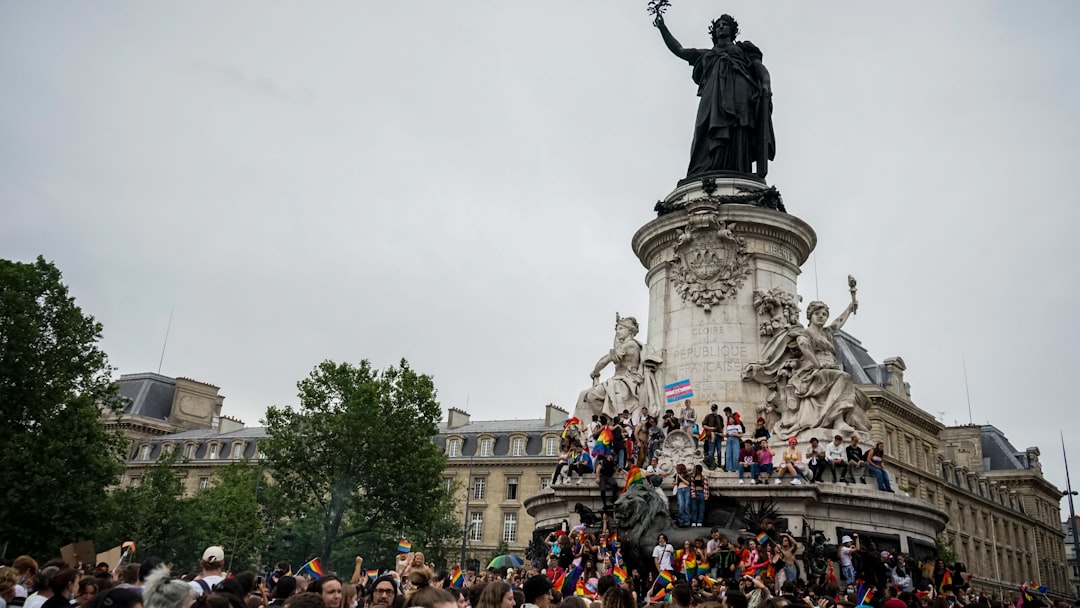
xmin=109 ymin=372 xmax=262 ymax=495
xmin=431 ymin=405 xmax=564 ymax=563
xmin=832 ymin=332 xmax=1069 ymax=598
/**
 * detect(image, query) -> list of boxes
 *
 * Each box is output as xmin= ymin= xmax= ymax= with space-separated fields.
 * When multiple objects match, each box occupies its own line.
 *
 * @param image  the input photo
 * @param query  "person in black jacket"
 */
xmin=845 ymin=435 xmax=868 ymax=484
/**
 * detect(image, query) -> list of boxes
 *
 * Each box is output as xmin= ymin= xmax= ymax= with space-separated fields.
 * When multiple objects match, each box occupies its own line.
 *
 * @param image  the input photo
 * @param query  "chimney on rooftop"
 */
xmin=545 ymin=403 xmax=568 ymax=426
xmin=447 ymin=407 xmax=471 ymax=430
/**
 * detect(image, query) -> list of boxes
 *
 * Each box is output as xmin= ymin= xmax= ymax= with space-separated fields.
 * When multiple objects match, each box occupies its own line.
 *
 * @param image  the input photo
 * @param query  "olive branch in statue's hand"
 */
xmin=647 ymin=0 xmax=671 ymax=25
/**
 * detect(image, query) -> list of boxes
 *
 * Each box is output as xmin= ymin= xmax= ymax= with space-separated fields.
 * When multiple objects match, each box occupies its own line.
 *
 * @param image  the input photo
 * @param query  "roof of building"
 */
xmin=438 ymin=419 xmax=561 ymax=435
xmin=115 ymin=372 xmax=177 ymax=419
xmin=978 ymin=425 xmax=1029 ymax=471
xmin=835 ymin=330 xmax=889 ymax=386
xmin=436 ymin=418 xmax=563 ymax=458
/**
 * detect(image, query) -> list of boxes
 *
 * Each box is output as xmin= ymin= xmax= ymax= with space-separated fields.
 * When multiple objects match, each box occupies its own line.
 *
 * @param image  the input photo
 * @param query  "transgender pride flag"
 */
xmin=664 ymin=379 xmax=693 ymax=403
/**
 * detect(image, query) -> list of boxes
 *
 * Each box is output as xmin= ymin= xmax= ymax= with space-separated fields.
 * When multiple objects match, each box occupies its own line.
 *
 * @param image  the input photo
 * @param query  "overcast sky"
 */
xmin=3 ymin=2 xmax=1079 ymax=511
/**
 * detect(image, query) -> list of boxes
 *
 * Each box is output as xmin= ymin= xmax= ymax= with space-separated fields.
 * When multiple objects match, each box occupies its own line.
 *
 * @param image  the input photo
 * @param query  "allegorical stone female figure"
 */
xmin=575 ymin=315 xmax=663 ymax=420
xmin=743 ymin=299 xmax=871 ymax=437
xmin=653 ymin=12 xmax=775 ymax=178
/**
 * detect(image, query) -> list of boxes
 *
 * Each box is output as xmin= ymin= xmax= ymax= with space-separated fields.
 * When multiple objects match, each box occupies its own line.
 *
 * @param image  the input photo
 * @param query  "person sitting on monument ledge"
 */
xmin=774 ymin=438 xmax=808 ymax=485
xmin=864 ymin=441 xmax=894 ymax=493
xmin=752 ymin=417 xmax=771 ymax=446
xmin=804 ymin=437 xmax=826 ymax=483
xmin=568 ymin=443 xmax=593 ymax=485
xmin=737 ymin=439 xmax=759 ymax=484
xmin=825 ymin=434 xmax=849 ymax=483
xmin=757 ymin=438 xmax=776 ymax=484
xmin=845 ymin=436 xmax=867 ymax=484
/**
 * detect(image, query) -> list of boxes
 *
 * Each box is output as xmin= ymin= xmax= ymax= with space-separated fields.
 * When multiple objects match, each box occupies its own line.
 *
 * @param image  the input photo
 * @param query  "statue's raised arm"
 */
xmin=653 ymin=14 xmax=695 ymax=62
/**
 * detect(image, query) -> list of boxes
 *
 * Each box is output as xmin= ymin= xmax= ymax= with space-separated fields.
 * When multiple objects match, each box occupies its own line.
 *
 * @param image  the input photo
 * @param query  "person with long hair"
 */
xmin=474 ymin=583 xmax=512 ymax=608
xmin=143 ymin=566 xmax=195 ymax=608
xmin=865 ymin=441 xmax=894 ymax=492
xmin=689 ymin=464 xmax=708 ymax=527
xmin=674 ymin=464 xmax=692 ymax=527
xmin=42 ymin=569 xmax=79 ymax=608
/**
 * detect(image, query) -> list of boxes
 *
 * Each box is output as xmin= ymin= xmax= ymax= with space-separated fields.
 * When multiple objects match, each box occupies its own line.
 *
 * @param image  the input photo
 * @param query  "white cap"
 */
xmin=202 ymin=546 xmax=225 ymax=564
xmin=841 ymin=535 xmax=853 ymax=544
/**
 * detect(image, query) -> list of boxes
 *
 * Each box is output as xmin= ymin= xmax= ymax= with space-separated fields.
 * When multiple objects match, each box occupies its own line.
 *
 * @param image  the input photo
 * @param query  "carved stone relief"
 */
xmin=669 ymin=208 xmax=752 ymax=312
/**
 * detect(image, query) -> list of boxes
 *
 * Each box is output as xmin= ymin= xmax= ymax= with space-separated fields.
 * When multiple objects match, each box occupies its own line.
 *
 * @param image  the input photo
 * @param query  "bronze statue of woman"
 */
xmin=653 ymin=12 xmax=775 ymax=179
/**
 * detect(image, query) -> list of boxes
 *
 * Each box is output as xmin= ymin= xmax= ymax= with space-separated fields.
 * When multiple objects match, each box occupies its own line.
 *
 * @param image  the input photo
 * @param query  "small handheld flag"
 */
xmin=755 ymin=531 xmax=770 ymax=545
xmin=656 ymin=570 xmax=675 ymax=586
xmin=398 ymin=540 xmax=413 ymax=553
xmin=366 ymin=569 xmax=379 ymax=580
xmin=450 ymin=567 xmax=465 ymax=589
xmin=623 ymin=466 xmax=644 ymax=493
xmin=296 ymin=558 xmax=325 ymax=580
xmin=613 ymin=564 xmax=627 ymax=584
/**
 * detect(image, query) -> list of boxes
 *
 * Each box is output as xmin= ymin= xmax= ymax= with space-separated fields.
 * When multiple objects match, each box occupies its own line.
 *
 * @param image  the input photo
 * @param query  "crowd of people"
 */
xmin=0 ymin=522 xmax=1070 ymax=608
xmin=553 ymin=403 xmax=895 ymax=498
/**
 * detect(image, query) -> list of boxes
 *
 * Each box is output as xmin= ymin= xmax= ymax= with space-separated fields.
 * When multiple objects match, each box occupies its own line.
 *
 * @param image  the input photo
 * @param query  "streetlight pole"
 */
xmin=1061 ymin=433 xmax=1080 ymax=599
xmin=460 ymin=457 xmax=474 ymax=568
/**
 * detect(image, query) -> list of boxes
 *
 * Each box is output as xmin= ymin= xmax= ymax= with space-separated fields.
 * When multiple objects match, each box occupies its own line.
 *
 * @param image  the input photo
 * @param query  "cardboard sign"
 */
xmin=97 ymin=546 xmax=122 ymax=571
xmin=60 ymin=541 xmax=96 ymax=568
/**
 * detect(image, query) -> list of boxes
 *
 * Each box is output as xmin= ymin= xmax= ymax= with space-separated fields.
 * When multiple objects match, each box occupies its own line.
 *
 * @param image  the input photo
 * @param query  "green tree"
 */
xmin=97 ymin=452 xmax=195 ymax=565
xmin=261 ymin=359 xmax=456 ymax=569
xmin=0 ymin=256 xmax=125 ymax=556
xmin=187 ymin=462 xmax=266 ymax=571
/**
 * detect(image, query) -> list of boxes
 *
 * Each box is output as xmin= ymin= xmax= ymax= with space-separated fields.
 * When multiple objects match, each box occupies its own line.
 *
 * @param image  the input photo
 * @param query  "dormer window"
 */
xmin=511 ymin=437 xmax=525 ymax=457
xmin=448 ymin=438 xmax=461 ymax=457
xmin=480 ymin=438 xmax=493 ymax=457
xmin=232 ymin=443 xmax=244 ymax=459
xmin=139 ymin=445 xmax=152 ymax=461
xmin=208 ymin=443 xmax=218 ymax=460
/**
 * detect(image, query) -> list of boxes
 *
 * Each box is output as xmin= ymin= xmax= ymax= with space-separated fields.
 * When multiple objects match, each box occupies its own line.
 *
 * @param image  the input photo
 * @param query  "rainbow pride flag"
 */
xmin=755 ymin=531 xmax=770 ymax=545
xmin=623 ymin=466 xmax=644 ymax=492
xmin=650 ymin=586 xmax=671 ymax=602
xmin=398 ymin=540 xmax=412 ymax=553
xmin=450 ymin=566 xmax=465 ymax=589
xmin=296 ymin=558 xmax=325 ymax=580
xmin=560 ymin=565 xmax=582 ymax=596
xmin=656 ymin=570 xmax=675 ymax=586
xmin=591 ymin=426 xmax=614 ymax=458
xmin=938 ymin=569 xmax=952 ymax=593
xmin=562 ymin=417 xmax=580 ymax=439
xmin=366 ymin=570 xmax=379 ymax=580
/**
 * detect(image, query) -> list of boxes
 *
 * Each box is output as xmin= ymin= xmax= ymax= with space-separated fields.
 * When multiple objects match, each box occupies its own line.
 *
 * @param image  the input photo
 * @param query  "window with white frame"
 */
xmin=129 ymin=477 xmax=140 ymax=488
xmin=232 ymin=443 xmax=244 ymax=459
xmin=198 ymin=477 xmax=210 ymax=490
xmin=448 ymin=439 xmax=461 ymax=457
xmin=512 ymin=437 xmax=524 ymax=457
xmin=163 ymin=443 xmax=174 ymax=455
xmin=503 ymin=513 xmax=517 ymax=543
xmin=545 ymin=437 xmax=558 ymax=456
xmin=140 ymin=445 xmax=151 ymax=461
xmin=480 ymin=438 xmax=493 ymax=457
xmin=469 ymin=512 xmax=483 ymax=542
xmin=540 ymin=477 xmax=551 ymax=490
xmin=473 ymin=477 xmax=486 ymax=500
xmin=208 ymin=443 xmax=218 ymax=459
xmin=506 ymin=477 xmax=518 ymax=500
xmin=444 ymin=478 xmax=454 ymax=492
xmin=185 ymin=444 xmax=196 ymax=458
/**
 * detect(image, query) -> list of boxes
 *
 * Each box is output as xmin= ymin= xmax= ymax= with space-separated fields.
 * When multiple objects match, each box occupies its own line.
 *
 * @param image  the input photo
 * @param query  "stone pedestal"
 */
xmin=631 ymin=178 xmax=816 ymax=417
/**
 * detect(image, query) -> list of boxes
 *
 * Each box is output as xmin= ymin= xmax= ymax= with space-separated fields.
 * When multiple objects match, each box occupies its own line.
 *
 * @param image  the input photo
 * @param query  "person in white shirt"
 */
xmin=805 ymin=437 xmax=826 ymax=483
xmin=652 ymin=534 xmax=674 ymax=572
xmin=824 ymin=434 xmax=849 ymax=482
xmin=189 ymin=546 xmax=226 ymax=597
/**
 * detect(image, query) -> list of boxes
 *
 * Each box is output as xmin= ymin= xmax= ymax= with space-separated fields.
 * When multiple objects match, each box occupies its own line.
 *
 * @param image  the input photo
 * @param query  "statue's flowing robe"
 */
xmin=683 ymin=41 xmax=774 ymax=177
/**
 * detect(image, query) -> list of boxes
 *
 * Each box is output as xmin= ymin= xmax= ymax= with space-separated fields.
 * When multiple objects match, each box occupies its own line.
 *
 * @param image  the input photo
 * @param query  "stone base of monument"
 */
xmin=525 ymin=475 xmax=947 ymax=555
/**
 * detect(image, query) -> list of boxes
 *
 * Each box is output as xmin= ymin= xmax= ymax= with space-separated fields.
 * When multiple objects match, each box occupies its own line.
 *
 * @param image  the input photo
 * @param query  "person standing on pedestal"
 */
xmin=724 ymin=410 xmax=744 ymax=472
xmin=680 ymin=400 xmax=698 ymax=449
xmin=701 ymin=403 xmax=724 ymax=469
xmin=596 ymin=454 xmax=620 ymax=507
